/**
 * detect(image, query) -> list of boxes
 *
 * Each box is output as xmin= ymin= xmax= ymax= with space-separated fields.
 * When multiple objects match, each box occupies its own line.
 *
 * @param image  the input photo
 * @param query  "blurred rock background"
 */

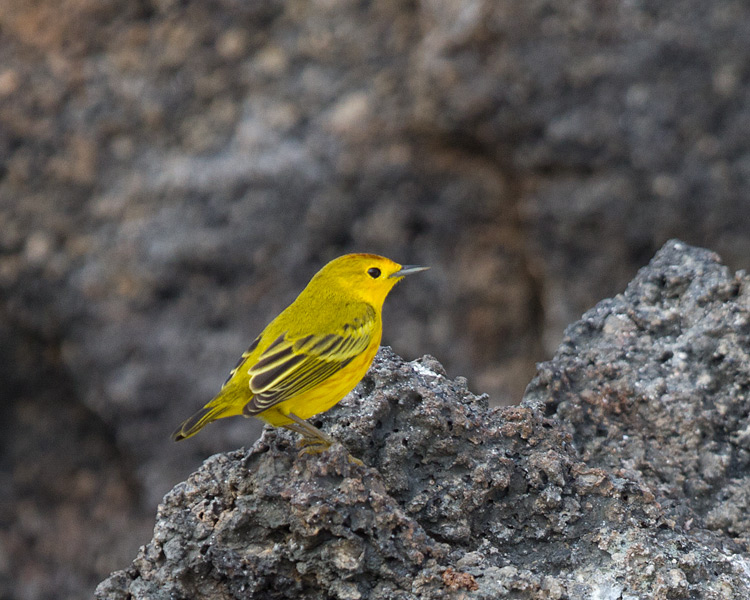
xmin=1 ymin=0 xmax=750 ymax=598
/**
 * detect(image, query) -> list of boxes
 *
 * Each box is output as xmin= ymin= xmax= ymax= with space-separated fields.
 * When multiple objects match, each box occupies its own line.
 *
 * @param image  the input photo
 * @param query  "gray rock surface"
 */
xmin=524 ymin=239 xmax=750 ymax=551
xmin=96 ymin=241 xmax=750 ymax=599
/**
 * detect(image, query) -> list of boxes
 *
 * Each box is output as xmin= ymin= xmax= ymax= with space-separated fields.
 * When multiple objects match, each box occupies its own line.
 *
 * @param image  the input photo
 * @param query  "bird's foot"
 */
xmin=346 ymin=454 xmax=365 ymax=466
xmin=296 ymin=439 xmax=364 ymax=466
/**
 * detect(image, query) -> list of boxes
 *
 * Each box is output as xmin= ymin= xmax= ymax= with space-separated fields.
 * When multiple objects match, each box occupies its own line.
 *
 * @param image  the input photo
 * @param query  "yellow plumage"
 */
xmin=172 ymin=253 xmax=427 ymax=452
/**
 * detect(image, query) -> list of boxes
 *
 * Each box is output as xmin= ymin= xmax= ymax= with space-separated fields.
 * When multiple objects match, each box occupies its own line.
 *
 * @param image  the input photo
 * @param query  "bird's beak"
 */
xmin=390 ymin=264 xmax=430 ymax=278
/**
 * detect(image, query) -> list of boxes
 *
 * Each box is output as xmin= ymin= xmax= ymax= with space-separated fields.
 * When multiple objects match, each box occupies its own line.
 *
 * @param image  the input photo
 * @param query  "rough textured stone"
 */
xmin=96 ymin=240 xmax=750 ymax=600
xmin=524 ymin=239 xmax=750 ymax=551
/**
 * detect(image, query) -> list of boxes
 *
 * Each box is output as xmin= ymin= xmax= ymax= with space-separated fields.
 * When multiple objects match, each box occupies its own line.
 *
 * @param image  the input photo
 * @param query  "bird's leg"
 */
xmin=285 ymin=413 xmax=363 ymax=466
xmin=286 ymin=412 xmax=335 ymax=449
xmin=280 ymin=420 xmax=315 ymax=442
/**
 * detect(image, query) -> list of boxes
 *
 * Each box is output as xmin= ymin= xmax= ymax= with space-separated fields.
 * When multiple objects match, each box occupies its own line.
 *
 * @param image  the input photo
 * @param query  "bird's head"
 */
xmin=315 ymin=253 xmax=428 ymax=307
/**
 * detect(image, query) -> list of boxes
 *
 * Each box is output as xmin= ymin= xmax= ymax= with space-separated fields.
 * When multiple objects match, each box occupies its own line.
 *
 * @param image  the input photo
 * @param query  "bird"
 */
xmin=171 ymin=253 xmax=428 ymax=455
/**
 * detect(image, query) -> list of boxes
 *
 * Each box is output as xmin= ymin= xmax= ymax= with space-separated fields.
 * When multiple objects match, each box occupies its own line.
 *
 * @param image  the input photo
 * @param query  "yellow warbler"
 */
xmin=172 ymin=253 xmax=428 ymax=453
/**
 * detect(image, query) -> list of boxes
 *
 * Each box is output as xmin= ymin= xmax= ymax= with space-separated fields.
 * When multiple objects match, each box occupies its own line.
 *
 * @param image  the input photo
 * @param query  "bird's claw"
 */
xmin=296 ymin=440 xmax=364 ymax=466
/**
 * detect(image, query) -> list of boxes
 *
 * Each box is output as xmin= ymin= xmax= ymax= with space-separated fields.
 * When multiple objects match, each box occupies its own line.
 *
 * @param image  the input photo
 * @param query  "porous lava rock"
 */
xmin=524 ymin=239 xmax=750 ymax=552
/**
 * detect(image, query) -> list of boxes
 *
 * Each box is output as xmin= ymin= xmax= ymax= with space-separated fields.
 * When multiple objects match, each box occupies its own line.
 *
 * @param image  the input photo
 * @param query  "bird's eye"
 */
xmin=367 ymin=267 xmax=381 ymax=279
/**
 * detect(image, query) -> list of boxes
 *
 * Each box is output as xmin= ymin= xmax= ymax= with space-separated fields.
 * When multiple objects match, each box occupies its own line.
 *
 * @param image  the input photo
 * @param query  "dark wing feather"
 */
xmin=243 ymin=308 xmax=376 ymax=415
xmin=222 ymin=335 xmax=262 ymax=388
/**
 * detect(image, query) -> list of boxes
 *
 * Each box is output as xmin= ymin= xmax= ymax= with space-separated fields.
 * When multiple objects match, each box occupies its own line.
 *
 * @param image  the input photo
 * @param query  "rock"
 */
xmin=0 ymin=312 xmax=152 ymax=600
xmin=524 ymin=239 xmax=750 ymax=550
xmin=96 ymin=241 xmax=750 ymax=598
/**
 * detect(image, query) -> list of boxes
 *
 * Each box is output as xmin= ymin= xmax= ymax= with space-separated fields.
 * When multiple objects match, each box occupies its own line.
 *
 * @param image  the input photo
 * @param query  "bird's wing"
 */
xmin=222 ymin=335 xmax=262 ymax=388
xmin=243 ymin=306 xmax=377 ymax=415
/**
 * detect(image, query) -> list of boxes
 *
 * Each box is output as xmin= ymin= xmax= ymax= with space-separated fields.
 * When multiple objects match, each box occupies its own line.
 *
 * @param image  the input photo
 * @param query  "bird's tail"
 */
xmin=172 ymin=402 xmax=235 ymax=441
